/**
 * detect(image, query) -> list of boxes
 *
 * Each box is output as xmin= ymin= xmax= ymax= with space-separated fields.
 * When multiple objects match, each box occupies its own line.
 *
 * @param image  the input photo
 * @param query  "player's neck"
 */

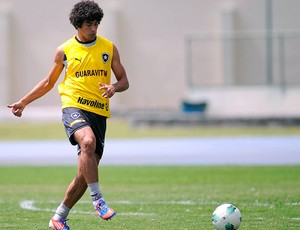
xmin=75 ymin=36 xmax=97 ymax=44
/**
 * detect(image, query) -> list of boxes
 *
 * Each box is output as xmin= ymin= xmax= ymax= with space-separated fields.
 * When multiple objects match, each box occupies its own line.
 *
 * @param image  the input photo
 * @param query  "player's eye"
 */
xmin=86 ymin=21 xmax=99 ymax=27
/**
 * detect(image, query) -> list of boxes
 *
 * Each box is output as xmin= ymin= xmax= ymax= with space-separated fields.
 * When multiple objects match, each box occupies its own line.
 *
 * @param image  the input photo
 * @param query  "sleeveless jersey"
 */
xmin=58 ymin=36 xmax=113 ymax=117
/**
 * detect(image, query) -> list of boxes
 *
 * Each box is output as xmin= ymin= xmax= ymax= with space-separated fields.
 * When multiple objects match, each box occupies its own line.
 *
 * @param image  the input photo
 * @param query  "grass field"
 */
xmin=1 ymin=119 xmax=300 ymax=139
xmin=0 ymin=166 xmax=299 ymax=229
xmin=0 ymin=120 xmax=299 ymax=229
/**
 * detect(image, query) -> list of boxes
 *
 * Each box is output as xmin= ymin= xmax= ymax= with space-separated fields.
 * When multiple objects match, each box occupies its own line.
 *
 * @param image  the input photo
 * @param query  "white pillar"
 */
xmin=0 ymin=8 xmax=10 ymax=105
xmin=221 ymin=2 xmax=236 ymax=85
xmin=102 ymin=3 xmax=120 ymax=45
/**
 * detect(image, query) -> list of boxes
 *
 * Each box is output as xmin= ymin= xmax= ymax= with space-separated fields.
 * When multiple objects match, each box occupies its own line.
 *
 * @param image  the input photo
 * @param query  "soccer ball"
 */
xmin=212 ymin=203 xmax=242 ymax=230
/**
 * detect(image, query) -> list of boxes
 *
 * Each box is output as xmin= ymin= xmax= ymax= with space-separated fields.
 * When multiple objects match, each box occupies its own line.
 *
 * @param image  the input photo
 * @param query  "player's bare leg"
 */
xmin=75 ymin=126 xmax=99 ymax=184
xmin=50 ymin=126 xmax=115 ymax=230
xmin=74 ymin=126 xmax=115 ymax=220
xmin=60 ymin=153 xmax=101 ymax=209
xmin=49 ymin=178 xmax=83 ymax=230
xmin=74 ymin=126 xmax=115 ymax=219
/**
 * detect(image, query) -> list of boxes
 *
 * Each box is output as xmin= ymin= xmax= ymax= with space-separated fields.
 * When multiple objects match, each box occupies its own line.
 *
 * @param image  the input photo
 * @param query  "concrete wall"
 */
xmin=0 ymin=0 xmax=300 ymax=119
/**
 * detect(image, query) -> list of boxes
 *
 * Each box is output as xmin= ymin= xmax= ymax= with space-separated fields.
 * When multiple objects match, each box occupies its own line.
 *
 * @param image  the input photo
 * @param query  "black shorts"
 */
xmin=62 ymin=107 xmax=107 ymax=157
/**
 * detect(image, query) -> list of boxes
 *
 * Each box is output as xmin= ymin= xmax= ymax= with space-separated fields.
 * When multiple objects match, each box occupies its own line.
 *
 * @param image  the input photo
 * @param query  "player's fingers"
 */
xmin=102 ymin=92 xmax=108 ymax=98
xmin=13 ymin=109 xmax=22 ymax=117
xmin=7 ymin=104 xmax=22 ymax=117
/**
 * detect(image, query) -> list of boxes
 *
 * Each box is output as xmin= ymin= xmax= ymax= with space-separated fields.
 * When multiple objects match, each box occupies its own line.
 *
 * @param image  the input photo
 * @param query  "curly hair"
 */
xmin=69 ymin=1 xmax=104 ymax=29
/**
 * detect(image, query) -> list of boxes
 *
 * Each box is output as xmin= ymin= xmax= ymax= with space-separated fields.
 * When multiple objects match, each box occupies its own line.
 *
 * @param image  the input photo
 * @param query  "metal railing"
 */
xmin=185 ymin=30 xmax=300 ymax=89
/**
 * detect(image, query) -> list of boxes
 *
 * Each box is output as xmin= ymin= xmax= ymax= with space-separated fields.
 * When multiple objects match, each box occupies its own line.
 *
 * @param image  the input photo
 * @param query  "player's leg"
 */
xmin=75 ymin=126 xmax=115 ymax=220
xmin=49 ymin=125 xmax=97 ymax=230
xmin=62 ymin=174 xmax=87 ymax=208
xmin=75 ymin=126 xmax=99 ymax=185
xmin=49 ymin=154 xmax=101 ymax=229
xmin=61 ymin=154 xmax=101 ymax=206
xmin=62 ymin=155 xmax=100 ymax=205
xmin=61 ymin=154 xmax=101 ymax=208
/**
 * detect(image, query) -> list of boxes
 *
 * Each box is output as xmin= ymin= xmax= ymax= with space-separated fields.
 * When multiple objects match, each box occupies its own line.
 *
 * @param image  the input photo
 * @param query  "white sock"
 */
xmin=88 ymin=182 xmax=102 ymax=202
xmin=53 ymin=203 xmax=70 ymax=220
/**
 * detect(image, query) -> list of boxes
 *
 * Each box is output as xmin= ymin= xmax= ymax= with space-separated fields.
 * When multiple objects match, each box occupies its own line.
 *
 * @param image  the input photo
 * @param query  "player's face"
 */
xmin=77 ymin=20 xmax=99 ymax=42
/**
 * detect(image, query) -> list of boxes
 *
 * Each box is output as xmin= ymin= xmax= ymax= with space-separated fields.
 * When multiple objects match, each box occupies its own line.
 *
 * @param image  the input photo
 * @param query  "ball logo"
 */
xmin=101 ymin=53 xmax=109 ymax=64
xmin=212 ymin=204 xmax=242 ymax=230
xmin=71 ymin=112 xmax=80 ymax=119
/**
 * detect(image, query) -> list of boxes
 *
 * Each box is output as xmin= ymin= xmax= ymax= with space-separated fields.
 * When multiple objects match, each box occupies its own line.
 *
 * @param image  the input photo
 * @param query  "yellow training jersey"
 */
xmin=58 ymin=35 xmax=113 ymax=117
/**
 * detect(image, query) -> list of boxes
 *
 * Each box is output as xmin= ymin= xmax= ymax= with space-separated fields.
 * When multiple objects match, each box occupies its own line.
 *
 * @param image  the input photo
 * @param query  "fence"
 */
xmin=186 ymin=30 xmax=300 ymax=89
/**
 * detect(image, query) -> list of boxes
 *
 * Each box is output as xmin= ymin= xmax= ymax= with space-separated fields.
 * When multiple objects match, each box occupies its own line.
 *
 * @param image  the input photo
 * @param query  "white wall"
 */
xmin=0 ymin=0 xmax=300 ymax=118
xmin=0 ymin=8 xmax=10 ymax=106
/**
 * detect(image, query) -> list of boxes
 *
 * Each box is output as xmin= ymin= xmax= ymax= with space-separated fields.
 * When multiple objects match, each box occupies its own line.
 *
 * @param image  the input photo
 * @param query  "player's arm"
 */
xmin=100 ymin=44 xmax=129 ymax=98
xmin=7 ymin=46 xmax=65 ymax=117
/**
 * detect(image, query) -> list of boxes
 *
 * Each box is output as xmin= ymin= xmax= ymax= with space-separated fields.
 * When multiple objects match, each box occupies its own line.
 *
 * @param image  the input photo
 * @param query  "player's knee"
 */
xmin=80 ymin=136 xmax=96 ymax=154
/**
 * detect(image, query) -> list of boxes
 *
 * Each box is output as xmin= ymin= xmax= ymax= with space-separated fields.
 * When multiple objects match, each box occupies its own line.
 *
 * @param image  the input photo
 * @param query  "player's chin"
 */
xmin=90 ymin=34 xmax=97 ymax=39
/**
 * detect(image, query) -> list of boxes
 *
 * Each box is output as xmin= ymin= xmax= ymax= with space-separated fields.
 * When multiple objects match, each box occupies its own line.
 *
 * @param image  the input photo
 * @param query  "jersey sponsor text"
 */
xmin=77 ymin=97 xmax=108 ymax=111
xmin=75 ymin=69 xmax=108 ymax=78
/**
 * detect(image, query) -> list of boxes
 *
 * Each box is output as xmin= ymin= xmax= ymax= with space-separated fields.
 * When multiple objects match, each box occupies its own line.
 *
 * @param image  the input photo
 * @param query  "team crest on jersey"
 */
xmin=101 ymin=52 xmax=110 ymax=64
xmin=71 ymin=112 xmax=80 ymax=119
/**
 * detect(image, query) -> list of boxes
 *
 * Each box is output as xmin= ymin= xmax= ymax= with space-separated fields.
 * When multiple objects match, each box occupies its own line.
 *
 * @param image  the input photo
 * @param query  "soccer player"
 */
xmin=7 ymin=1 xmax=129 ymax=229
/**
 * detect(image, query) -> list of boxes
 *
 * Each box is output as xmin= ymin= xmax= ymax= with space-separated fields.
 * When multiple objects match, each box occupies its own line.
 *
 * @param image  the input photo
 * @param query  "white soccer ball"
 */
xmin=212 ymin=203 xmax=242 ymax=230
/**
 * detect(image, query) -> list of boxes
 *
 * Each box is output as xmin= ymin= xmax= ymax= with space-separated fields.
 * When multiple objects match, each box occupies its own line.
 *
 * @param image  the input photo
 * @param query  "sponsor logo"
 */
xmin=101 ymin=52 xmax=110 ymax=64
xmin=77 ymin=97 xmax=109 ymax=111
xmin=75 ymin=69 xmax=108 ymax=78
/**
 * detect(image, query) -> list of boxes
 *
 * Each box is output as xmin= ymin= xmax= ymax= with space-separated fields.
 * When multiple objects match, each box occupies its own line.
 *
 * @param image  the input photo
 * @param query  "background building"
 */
xmin=0 ymin=0 xmax=300 ymax=120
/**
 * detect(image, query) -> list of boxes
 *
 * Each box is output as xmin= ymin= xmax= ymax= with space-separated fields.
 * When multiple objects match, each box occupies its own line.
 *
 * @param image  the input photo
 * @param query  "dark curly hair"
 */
xmin=69 ymin=1 xmax=104 ymax=29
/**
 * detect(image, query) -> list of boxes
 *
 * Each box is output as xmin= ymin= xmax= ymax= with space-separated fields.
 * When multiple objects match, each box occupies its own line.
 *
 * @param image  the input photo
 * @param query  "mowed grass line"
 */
xmin=0 ymin=166 xmax=299 ymax=229
xmin=1 ymin=119 xmax=300 ymax=140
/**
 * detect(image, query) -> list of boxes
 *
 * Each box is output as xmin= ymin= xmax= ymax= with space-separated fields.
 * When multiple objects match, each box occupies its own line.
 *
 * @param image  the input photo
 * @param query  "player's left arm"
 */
xmin=100 ymin=44 xmax=129 ymax=98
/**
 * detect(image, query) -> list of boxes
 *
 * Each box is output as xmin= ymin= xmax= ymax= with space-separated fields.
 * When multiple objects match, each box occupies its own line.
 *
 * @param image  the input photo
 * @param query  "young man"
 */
xmin=7 ymin=1 xmax=129 ymax=229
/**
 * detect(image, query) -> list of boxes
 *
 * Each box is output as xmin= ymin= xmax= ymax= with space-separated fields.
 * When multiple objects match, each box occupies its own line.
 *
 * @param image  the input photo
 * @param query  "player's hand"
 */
xmin=99 ymin=82 xmax=116 ymax=98
xmin=7 ymin=102 xmax=25 ymax=117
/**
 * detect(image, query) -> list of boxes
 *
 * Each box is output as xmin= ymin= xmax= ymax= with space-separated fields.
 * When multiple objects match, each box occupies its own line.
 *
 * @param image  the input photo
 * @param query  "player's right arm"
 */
xmin=7 ymin=46 xmax=65 ymax=117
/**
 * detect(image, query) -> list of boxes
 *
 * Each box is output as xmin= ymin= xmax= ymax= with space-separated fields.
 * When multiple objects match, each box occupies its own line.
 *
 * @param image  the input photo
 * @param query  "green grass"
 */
xmin=1 ymin=119 xmax=300 ymax=140
xmin=1 ymin=121 xmax=299 ymax=229
xmin=0 ymin=166 xmax=299 ymax=229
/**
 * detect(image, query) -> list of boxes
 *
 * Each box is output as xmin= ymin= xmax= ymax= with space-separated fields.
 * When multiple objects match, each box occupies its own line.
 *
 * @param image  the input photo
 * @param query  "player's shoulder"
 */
xmin=55 ymin=42 xmax=65 ymax=54
xmin=53 ymin=45 xmax=65 ymax=63
xmin=61 ymin=36 xmax=77 ymax=48
xmin=97 ymin=36 xmax=113 ymax=46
